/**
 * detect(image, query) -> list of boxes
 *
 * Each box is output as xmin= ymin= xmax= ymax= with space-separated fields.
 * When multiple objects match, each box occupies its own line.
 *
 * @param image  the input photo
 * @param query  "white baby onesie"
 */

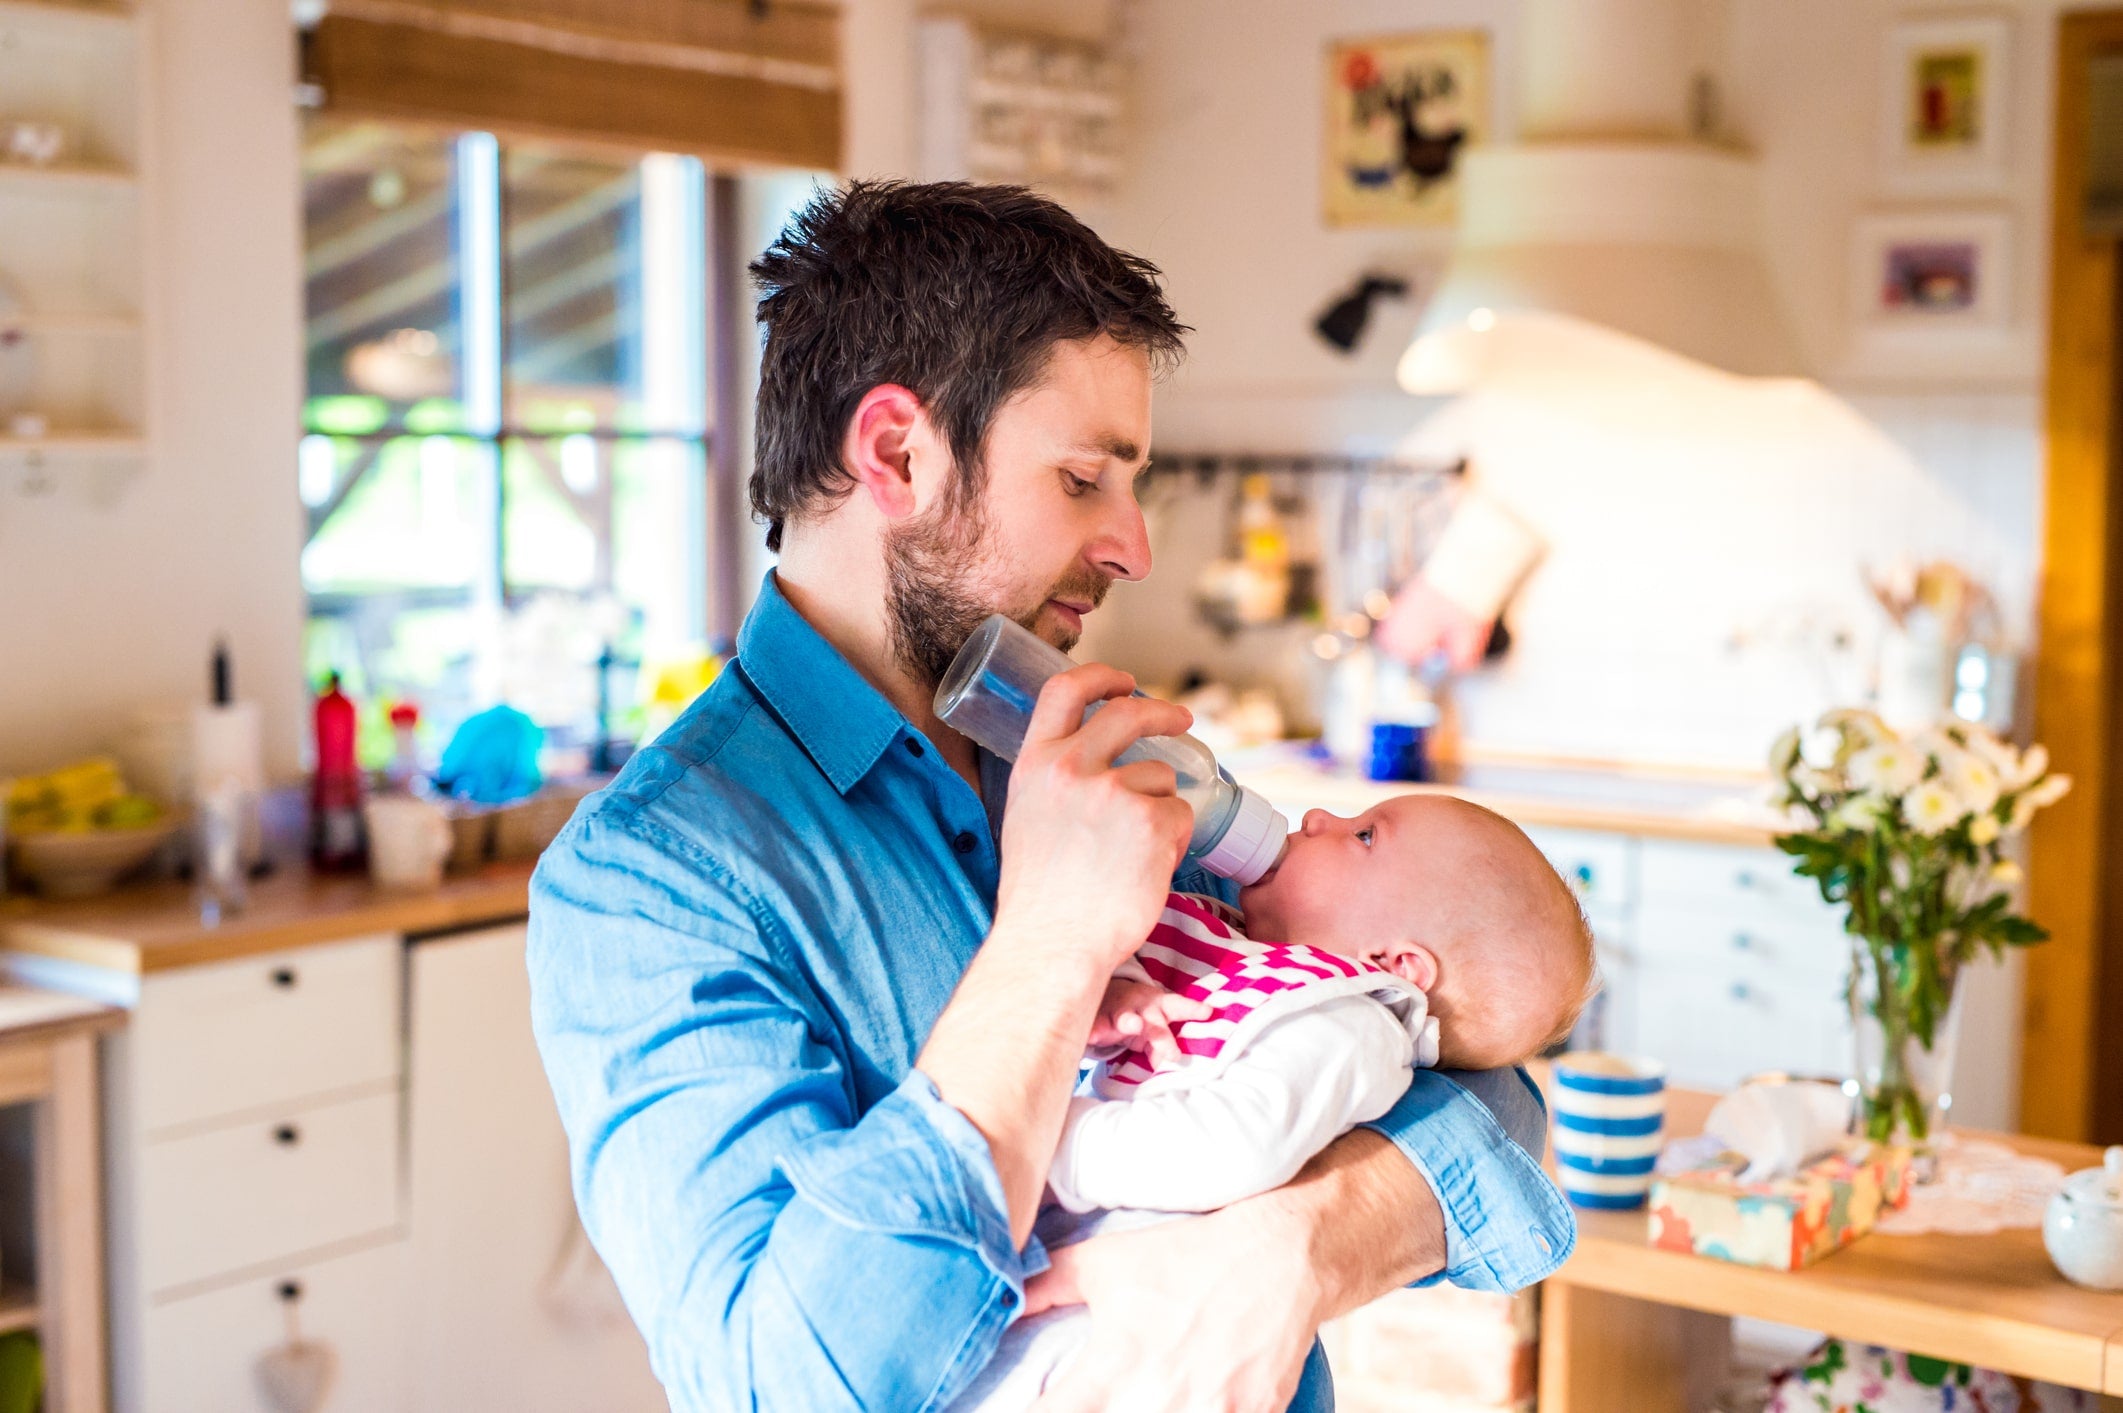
xmin=1046 ymin=891 xmax=1438 ymax=1215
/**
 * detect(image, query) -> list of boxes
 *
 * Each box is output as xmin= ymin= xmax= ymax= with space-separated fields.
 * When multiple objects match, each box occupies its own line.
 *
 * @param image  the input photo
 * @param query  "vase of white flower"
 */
xmin=1768 ymin=709 xmax=2070 ymax=1156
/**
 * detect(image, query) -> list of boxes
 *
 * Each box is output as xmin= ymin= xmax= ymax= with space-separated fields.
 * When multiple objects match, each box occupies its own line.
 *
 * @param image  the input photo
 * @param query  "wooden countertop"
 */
xmin=0 ymin=863 xmax=535 ymax=975
xmin=1236 ymin=758 xmax=1786 ymax=847
xmin=1545 ymin=1081 xmax=2123 ymax=1394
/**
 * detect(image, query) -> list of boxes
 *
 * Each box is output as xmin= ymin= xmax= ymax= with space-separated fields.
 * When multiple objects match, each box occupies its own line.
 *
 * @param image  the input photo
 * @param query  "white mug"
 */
xmin=364 ymin=795 xmax=451 ymax=892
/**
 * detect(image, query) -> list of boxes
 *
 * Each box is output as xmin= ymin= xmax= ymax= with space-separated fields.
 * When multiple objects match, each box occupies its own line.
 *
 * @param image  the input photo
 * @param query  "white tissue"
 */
xmin=1704 ymin=1080 xmax=1853 ymax=1183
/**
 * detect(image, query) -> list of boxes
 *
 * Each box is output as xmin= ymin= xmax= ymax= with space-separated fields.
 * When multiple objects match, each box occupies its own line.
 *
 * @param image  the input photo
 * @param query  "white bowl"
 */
xmin=9 ymin=820 xmax=176 ymax=898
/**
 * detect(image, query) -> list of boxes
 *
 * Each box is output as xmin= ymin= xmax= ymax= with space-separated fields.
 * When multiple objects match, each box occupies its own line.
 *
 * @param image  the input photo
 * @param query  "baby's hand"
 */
xmin=1088 ymin=976 xmax=1214 ymax=1069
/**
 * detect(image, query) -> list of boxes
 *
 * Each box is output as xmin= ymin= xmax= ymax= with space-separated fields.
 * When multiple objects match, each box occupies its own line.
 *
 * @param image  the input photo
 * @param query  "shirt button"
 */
xmin=999 ymin=1289 xmax=1017 ymax=1309
xmin=952 ymin=831 xmax=978 ymax=855
xmin=905 ymin=737 xmax=925 ymax=758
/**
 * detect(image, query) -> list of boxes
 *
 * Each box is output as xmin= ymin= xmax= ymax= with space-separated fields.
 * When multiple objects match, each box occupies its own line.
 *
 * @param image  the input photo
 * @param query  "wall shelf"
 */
xmin=0 ymin=161 xmax=136 ymax=193
xmin=0 ymin=313 xmax=138 ymax=338
xmin=0 ymin=433 xmax=146 ymax=455
xmin=0 ymin=0 xmax=133 ymax=32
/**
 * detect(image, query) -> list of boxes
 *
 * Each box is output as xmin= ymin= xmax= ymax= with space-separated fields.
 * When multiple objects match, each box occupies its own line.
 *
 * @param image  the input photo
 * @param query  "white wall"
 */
xmin=1082 ymin=0 xmax=2059 ymax=774
xmin=0 ymin=0 xmax=305 ymax=779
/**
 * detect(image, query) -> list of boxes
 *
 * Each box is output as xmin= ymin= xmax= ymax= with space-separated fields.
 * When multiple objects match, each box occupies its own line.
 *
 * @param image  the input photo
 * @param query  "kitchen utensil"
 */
xmin=1551 ymin=1051 xmax=1667 ymax=1209
xmin=3 ymin=122 xmax=64 ymax=166
xmin=2043 ymin=1145 xmax=2123 ymax=1290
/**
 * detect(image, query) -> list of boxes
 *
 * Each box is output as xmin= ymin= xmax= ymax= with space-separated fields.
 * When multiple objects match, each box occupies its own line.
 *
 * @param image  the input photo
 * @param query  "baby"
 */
xmin=951 ymin=793 xmax=1596 ymax=1411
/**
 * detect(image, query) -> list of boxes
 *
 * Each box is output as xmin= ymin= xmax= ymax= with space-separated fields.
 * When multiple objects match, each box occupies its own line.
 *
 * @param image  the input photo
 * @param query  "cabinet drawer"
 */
xmin=1521 ymin=827 xmax=1635 ymax=912
xmin=1626 ymin=964 xmax=1849 ymax=1091
xmin=141 ymin=1240 xmax=407 ymax=1413
xmin=1638 ymin=839 xmax=1825 ymax=919
xmin=1633 ymin=901 xmax=1848 ymax=985
xmin=140 ymin=1088 xmax=400 ymax=1294
xmin=134 ymin=935 xmax=401 ymax=1133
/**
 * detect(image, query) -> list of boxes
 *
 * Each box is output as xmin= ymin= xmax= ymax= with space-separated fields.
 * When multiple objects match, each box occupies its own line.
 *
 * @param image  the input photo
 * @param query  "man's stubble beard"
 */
xmin=883 ymin=489 xmax=1113 ymax=691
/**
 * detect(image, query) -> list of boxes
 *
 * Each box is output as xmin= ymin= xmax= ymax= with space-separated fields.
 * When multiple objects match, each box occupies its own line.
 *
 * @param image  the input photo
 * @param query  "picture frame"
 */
xmin=1848 ymin=211 xmax=2012 ymax=352
xmin=1878 ymin=14 xmax=2011 ymax=194
xmin=1321 ymin=30 xmax=1490 ymax=228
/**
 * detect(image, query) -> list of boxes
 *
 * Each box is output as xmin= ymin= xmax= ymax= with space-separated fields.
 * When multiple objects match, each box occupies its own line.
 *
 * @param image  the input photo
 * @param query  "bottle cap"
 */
xmin=1199 ymin=787 xmax=1289 ymax=885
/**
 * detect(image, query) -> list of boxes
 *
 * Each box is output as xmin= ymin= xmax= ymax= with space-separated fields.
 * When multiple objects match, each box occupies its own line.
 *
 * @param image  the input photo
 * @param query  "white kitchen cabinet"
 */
xmin=140 ymin=1238 xmax=408 ymax=1413
xmin=405 ymin=923 xmax=668 ymax=1413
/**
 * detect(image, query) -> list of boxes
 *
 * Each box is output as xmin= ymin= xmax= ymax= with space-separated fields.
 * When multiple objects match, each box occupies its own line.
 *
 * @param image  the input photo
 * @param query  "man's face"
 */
xmin=885 ymin=334 xmax=1155 ymax=685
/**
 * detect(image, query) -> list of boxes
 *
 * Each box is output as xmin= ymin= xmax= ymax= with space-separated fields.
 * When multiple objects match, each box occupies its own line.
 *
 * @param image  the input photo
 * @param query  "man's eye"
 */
xmin=1062 ymin=471 xmax=1096 ymax=497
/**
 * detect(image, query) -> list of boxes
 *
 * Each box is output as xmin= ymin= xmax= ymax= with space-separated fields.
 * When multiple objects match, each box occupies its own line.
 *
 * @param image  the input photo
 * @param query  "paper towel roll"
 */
xmin=191 ymin=702 xmax=263 ymax=793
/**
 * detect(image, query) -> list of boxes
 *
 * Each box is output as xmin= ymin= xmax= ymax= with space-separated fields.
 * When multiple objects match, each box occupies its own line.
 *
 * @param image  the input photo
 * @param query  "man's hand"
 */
xmin=1088 ymin=975 xmax=1213 ymax=1070
xmin=1025 ymin=1209 xmax=1321 ymax=1413
xmin=1024 ymin=1128 xmax=1445 ymax=1411
xmin=919 ymin=661 xmax=1200 ymax=1247
xmin=995 ymin=664 xmax=1197 ymax=970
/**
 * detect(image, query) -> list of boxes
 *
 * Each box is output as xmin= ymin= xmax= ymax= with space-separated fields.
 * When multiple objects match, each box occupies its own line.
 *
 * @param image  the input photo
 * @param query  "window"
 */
xmin=301 ymin=120 xmax=721 ymax=766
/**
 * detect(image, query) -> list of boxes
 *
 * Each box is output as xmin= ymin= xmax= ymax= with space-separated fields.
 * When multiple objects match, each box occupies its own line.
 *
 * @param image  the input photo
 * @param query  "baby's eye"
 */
xmin=1355 ymin=825 xmax=1376 ymax=846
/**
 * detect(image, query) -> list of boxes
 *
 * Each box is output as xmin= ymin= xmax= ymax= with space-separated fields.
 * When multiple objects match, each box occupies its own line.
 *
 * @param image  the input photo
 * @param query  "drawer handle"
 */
xmin=1735 ymin=870 xmax=1757 ymax=890
xmin=273 ymin=1124 xmax=301 ymax=1147
xmin=1732 ymin=932 xmax=1754 ymax=951
xmin=278 ymin=1280 xmax=303 ymax=1303
xmin=271 ymin=967 xmax=297 ymax=989
xmin=1730 ymin=982 xmax=1753 ymax=1003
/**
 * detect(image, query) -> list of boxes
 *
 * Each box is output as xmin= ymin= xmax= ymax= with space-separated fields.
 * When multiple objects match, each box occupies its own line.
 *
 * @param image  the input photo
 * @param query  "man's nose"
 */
xmin=1091 ymin=494 xmax=1152 ymax=582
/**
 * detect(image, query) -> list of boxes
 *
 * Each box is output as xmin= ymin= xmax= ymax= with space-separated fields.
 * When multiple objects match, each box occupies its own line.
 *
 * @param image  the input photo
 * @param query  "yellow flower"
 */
xmin=1991 ymin=859 xmax=2024 ymax=886
xmin=1969 ymin=813 xmax=2001 ymax=846
xmin=1903 ymin=782 xmax=1964 ymax=836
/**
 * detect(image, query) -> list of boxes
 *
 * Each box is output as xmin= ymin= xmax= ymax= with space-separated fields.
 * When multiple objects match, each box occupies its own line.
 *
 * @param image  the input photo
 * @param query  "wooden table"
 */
xmin=1537 ymin=1086 xmax=2123 ymax=1412
xmin=0 ymin=989 xmax=122 ymax=1412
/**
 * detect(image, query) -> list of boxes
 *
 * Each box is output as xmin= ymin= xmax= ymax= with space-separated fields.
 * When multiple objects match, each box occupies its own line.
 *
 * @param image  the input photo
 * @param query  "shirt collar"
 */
xmin=735 ymin=572 xmax=910 ymax=796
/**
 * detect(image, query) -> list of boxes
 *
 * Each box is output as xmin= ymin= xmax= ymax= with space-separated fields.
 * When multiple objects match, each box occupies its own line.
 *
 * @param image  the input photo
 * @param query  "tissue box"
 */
xmin=1648 ymin=1141 xmax=1914 ymax=1271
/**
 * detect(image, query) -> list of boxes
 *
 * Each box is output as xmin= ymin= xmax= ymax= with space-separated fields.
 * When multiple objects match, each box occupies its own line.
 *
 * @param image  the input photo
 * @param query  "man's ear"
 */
xmin=1375 ymin=940 xmax=1439 ymax=992
xmin=842 ymin=384 xmax=928 ymax=522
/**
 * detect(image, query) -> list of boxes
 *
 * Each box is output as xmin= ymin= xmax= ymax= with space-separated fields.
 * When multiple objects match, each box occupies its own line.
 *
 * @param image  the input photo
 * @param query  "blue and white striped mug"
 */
xmin=1551 ymin=1052 xmax=1667 ymax=1210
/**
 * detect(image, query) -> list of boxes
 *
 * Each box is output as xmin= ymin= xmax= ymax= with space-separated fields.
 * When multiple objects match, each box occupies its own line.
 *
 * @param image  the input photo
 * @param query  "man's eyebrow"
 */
xmin=1068 ymin=435 xmax=1143 ymax=464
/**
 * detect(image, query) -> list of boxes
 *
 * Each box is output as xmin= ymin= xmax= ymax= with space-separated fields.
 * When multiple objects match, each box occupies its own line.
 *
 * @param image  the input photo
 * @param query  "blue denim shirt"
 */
xmin=528 ymin=574 xmax=1575 ymax=1413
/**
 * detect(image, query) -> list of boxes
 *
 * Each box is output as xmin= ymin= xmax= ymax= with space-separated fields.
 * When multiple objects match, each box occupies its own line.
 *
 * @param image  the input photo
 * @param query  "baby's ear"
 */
xmin=1381 ymin=941 xmax=1439 ymax=991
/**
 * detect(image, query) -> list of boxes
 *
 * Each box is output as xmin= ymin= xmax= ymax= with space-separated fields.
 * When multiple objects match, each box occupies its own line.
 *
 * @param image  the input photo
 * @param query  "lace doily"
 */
xmin=1873 ymin=1134 xmax=2064 ymax=1236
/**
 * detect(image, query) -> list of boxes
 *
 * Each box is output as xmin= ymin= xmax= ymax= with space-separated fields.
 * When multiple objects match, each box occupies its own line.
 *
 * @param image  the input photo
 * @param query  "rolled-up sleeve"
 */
xmin=528 ymin=814 xmax=1030 ymax=1412
xmin=1358 ymin=1065 xmax=1576 ymax=1293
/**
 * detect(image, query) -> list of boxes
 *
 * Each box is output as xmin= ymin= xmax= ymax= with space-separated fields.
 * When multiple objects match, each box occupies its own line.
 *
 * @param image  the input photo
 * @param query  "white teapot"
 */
xmin=2043 ymin=1145 xmax=2123 ymax=1291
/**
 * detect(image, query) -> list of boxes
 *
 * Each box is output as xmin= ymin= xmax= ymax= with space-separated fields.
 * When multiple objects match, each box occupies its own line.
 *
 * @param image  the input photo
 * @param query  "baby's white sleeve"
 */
xmin=1046 ymin=996 xmax=1414 ymax=1215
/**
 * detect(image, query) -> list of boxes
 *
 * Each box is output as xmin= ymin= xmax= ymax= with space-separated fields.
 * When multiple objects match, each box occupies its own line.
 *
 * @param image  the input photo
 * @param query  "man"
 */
xmin=529 ymin=181 xmax=1573 ymax=1413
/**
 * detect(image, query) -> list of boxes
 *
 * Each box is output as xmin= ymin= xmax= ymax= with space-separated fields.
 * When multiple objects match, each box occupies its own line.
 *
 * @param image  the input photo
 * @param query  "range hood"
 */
xmin=1399 ymin=0 xmax=1801 ymax=393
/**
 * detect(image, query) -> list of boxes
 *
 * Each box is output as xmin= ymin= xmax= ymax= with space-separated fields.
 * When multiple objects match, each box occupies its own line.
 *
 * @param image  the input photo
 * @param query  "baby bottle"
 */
xmin=935 ymin=615 xmax=1290 ymax=884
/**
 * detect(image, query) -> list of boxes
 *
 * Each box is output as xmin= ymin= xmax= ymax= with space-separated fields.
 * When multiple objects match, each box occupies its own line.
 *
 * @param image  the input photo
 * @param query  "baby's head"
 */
xmin=1237 ymin=795 xmax=1595 ymax=1071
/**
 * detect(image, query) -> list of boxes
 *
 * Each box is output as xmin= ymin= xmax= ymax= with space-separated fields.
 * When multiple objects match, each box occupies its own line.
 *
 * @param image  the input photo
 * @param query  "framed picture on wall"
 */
xmin=1849 ymin=211 xmax=2012 ymax=352
xmin=1878 ymin=14 xmax=2011 ymax=193
xmin=1322 ymin=31 xmax=1490 ymax=227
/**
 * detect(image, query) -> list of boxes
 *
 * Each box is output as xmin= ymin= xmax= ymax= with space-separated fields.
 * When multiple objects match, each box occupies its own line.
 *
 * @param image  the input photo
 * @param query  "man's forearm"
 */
xmin=1253 ymin=1127 xmax=1445 ymax=1322
xmin=916 ymin=924 xmax=1107 ymax=1247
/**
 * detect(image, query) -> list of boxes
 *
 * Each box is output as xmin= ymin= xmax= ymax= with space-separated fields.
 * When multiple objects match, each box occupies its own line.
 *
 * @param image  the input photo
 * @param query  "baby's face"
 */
xmin=1239 ymin=794 xmax=1590 ymax=1068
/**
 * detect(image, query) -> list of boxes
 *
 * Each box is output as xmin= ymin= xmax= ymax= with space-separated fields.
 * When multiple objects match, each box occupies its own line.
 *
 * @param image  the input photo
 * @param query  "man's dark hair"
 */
xmin=747 ymin=180 xmax=1191 ymax=550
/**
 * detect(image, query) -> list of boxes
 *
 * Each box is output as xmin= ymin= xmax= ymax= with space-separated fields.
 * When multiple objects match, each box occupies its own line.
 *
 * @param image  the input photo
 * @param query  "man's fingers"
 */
xmin=1111 ymin=759 xmax=1180 ymax=798
xmin=1066 ymin=695 xmax=1195 ymax=770
xmin=1023 ymin=663 xmax=1138 ymax=749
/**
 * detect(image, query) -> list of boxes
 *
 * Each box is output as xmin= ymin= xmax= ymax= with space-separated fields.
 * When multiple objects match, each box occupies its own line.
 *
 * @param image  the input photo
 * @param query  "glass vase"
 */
xmin=1847 ymin=935 xmax=1966 ymax=1168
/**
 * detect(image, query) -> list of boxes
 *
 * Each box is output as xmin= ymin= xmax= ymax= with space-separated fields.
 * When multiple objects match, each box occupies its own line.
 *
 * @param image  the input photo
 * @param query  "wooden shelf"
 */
xmin=0 ymin=433 xmax=146 ymax=456
xmin=0 ymin=1284 xmax=35 ymax=1337
xmin=0 ymin=0 xmax=134 ymax=32
xmin=0 ymin=161 xmax=135 ymax=192
xmin=0 ymin=313 xmax=139 ymax=338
